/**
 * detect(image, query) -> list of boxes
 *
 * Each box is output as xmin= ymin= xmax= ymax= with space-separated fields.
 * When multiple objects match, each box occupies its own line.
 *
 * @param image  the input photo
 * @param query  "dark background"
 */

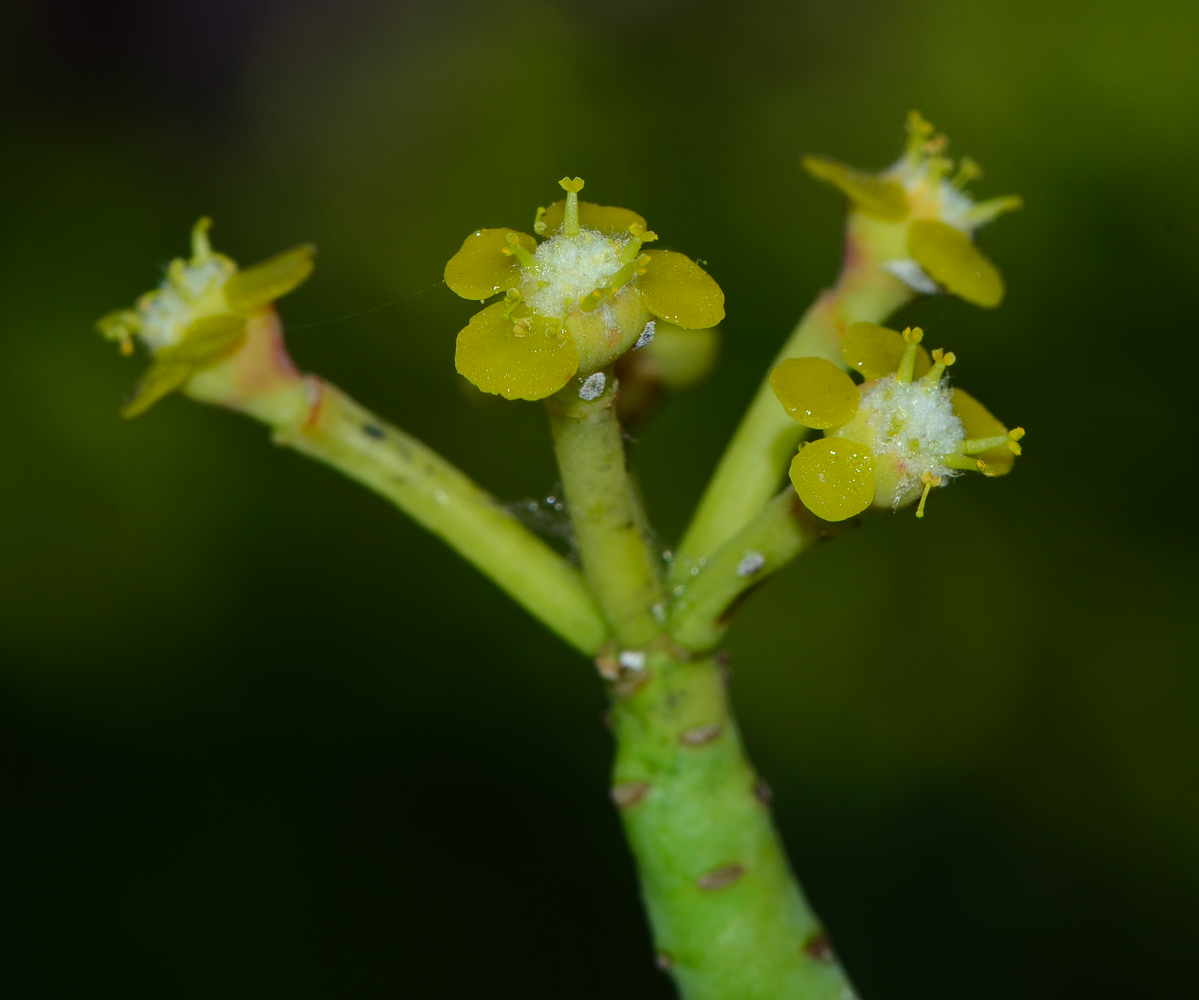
xmin=2 ymin=0 xmax=1197 ymax=996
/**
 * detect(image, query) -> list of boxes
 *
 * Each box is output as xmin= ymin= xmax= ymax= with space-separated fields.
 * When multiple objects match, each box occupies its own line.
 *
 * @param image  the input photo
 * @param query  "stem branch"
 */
xmin=273 ymin=379 xmax=611 ymax=655
xmin=546 ymin=375 xmax=665 ymax=648
xmin=672 ymin=225 xmax=912 ymax=582
xmin=669 ymin=490 xmax=827 ymax=653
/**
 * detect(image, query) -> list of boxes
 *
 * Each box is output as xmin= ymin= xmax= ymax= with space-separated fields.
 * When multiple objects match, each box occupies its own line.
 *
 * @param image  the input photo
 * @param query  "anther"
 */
xmin=511 ymin=317 xmax=531 ymax=338
xmin=558 ymin=176 xmax=585 ymax=237
xmin=501 ymin=232 xmax=537 ymax=269
xmin=915 ymin=471 xmax=942 ymax=518
xmin=922 ymin=348 xmax=956 ymax=384
xmin=533 ymin=206 xmax=548 ymax=235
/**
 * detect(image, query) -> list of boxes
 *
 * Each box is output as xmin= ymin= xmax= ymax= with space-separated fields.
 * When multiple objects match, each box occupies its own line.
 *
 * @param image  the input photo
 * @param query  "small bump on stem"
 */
xmin=611 ymin=782 xmax=651 ymax=809
xmin=697 ymin=864 xmax=745 ymax=892
xmin=679 ymin=724 xmax=722 ymax=746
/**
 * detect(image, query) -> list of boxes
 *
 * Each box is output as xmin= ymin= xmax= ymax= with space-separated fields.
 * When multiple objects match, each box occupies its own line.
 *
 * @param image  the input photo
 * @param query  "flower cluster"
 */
xmin=97 ymin=219 xmax=314 ymax=417
xmin=771 ymin=323 xmax=1024 ymax=521
xmin=445 ymin=178 xmax=724 ymax=401
xmin=804 ymin=112 xmax=1021 ymax=308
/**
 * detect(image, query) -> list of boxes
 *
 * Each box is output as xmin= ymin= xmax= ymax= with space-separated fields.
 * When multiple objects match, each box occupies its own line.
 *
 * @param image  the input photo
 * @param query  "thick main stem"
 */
xmin=546 ymin=375 xmax=854 ymax=999
xmin=611 ymin=650 xmax=857 ymax=1000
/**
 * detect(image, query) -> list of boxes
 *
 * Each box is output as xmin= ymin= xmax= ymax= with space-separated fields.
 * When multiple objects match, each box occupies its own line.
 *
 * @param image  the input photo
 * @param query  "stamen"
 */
xmin=501 ymin=232 xmax=537 ymax=269
xmin=607 ymin=254 xmax=649 ymax=295
xmin=963 ymin=428 xmax=1025 ymax=456
xmin=578 ymin=288 xmax=605 ymax=313
xmin=165 ymin=258 xmax=189 ymax=291
xmin=925 ymin=154 xmax=953 ymax=184
xmin=620 ymin=225 xmax=658 ymax=265
xmin=533 ymin=206 xmax=548 ymax=235
xmin=965 ymin=195 xmax=1023 ymax=227
xmin=896 ymin=327 xmax=924 ymax=383
xmin=942 ymin=453 xmax=992 ymax=475
xmin=952 ymin=156 xmax=982 ymax=190
xmin=915 ymin=471 xmax=942 ymax=518
xmin=922 ymin=347 xmax=956 ymax=384
xmin=906 ymin=111 xmax=935 ymax=162
xmin=511 ymin=317 xmax=531 ymax=338
xmin=502 ymin=287 xmax=523 ymax=320
xmin=558 ymin=177 xmax=585 ymax=237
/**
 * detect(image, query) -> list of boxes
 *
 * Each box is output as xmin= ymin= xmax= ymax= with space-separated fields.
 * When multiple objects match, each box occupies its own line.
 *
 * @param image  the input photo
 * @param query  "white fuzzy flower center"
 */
xmin=521 ymin=230 xmax=628 ymax=317
xmin=139 ymin=259 xmax=229 ymax=351
xmin=859 ymin=374 xmax=965 ymax=506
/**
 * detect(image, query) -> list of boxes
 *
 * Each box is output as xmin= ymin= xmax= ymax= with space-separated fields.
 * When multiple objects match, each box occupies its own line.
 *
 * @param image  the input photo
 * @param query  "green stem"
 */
xmin=668 ymin=490 xmax=825 ymax=653
xmin=611 ymin=649 xmax=857 ymax=1000
xmin=671 ymin=221 xmax=913 ymax=583
xmin=273 ymin=378 xmax=610 ymax=655
xmin=546 ymin=374 xmax=666 ymax=648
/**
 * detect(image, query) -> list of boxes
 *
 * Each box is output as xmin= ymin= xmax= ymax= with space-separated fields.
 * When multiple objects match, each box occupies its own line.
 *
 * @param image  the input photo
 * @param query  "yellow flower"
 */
xmin=445 ymin=178 xmax=725 ymax=401
xmin=770 ymin=323 xmax=1024 ymax=521
xmin=97 ymin=218 xmax=315 ymax=418
xmin=803 ymin=112 xmax=1021 ymax=308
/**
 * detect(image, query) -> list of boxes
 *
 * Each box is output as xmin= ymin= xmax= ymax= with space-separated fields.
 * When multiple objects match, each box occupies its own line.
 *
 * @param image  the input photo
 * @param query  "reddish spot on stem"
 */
xmin=697 ymin=864 xmax=744 ymax=891
xmin=753 ymin=779 xmax=774 ymax=805
xmin=302 ymin=376 xmax=327 ymax=428
xmin=655 ymin=952 xmax=675 ymax=971
xmin=680 ymin=724 xmax=722 ymax=746
xmin=803 ymin=931 xmax=835 ymax=962
xmin=611 ymin=782 xmax=650 ymax=809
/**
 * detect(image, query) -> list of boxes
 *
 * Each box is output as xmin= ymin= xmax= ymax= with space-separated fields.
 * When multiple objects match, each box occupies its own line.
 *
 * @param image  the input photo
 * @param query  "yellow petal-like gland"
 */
xmin=224 ymin=244 xmax=316 ymax=313
xmin=455 ymin=302 xmax=579 ymax=401
xmin=769 ymin=356 xmax=859 ymax=429
xmin=950 ymin=388 xmax=1014 ymax=475
xmin=120 ymin=359 xmax=196 ymax=418
xmin=537 ymin=200 xmax=647 ymax=238
xmin=789 ymin=437 xmax=876 ymax=522
xmin=162 ymin=314 xmax=249 ymax=367
xmin=445 ymin=228 xmax=536 ymax=301
xmin=802 ymin=156 xmax=910 ymax=222
xmin=643 ymin=324 xmax=720 ymax=391
xmin=841 ymin=322 xmax=931 ymax=381
xmin=638 ymin=250 xmax=725 ymax=329
xmin=908 ymin=220 xmax=1004 ymax=308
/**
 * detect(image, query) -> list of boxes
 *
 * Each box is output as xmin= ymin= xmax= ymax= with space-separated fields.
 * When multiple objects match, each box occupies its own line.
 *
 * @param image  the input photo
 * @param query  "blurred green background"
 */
xmin=2 ymin=0 xmax=1197 ymax=996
